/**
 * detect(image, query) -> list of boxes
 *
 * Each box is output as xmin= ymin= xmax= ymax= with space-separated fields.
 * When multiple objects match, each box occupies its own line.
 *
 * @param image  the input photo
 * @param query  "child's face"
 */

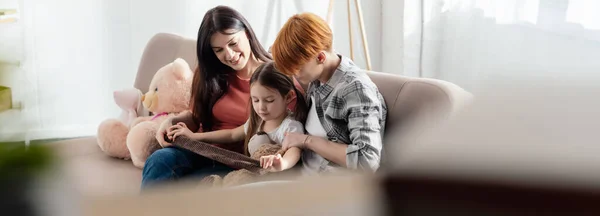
xmin=250 ymin=83 xmax=291 ymax=121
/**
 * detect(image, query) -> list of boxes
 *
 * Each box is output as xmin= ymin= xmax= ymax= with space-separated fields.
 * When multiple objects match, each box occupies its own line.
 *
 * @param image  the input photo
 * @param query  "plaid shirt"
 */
xmin=303 ymin=55 xmax=387 ymax=173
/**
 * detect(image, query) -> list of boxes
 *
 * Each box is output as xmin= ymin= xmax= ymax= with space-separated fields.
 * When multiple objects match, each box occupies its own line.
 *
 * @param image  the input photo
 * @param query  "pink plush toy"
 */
xmin=96 ymin=58 xmax=193 ymax=168
xmin=115 ymin=88 xmax=149 ymax=127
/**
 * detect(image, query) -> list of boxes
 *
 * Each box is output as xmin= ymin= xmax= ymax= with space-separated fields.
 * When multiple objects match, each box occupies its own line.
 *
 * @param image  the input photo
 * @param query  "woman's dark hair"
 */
xmin=191 ymin=5 xmax=272 ymax=132
xmin=244 ymin=62 xmax=308 ymax=155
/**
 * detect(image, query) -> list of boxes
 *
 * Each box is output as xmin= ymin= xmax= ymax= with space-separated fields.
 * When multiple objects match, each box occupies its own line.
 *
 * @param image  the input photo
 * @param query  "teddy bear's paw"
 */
xmin=200 ymin=175 xmax=223 ymax=187
xmin=250 ymin=144 xmax=282 ymax=160
xmin=97 ymin=119 xmax=130 ymax=158
xmin=222 ymin=169 xmax=259 ymax=187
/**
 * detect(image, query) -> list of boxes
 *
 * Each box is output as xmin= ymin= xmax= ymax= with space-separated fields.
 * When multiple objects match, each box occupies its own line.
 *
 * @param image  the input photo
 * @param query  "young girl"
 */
xmin=167 ymin=62 xmax=308 ymax=172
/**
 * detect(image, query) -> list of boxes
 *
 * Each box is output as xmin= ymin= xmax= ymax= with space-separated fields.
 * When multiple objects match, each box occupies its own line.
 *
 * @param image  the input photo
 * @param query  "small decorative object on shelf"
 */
xmin=0 ymin=86 xmax=11 ymax=113
xmin=0 ymin=9 xmax=18 ymax=24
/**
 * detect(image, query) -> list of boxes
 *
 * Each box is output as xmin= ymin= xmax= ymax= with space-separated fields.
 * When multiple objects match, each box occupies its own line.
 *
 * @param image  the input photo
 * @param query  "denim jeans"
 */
xmin=141 ymin=146 xmax=233 ymax=189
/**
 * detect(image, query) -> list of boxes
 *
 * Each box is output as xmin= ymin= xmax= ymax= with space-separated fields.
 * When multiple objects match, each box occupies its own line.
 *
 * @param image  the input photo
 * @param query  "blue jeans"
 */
xmin=141 ymin=146 xmax=234 ymax=189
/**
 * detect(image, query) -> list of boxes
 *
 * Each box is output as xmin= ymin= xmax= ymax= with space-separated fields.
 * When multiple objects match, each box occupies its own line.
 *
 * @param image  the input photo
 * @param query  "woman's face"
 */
xmin=296 ymin=52 xmax=325 ymax=85
xmin=210 ymin=29 xmax=252 ymax=71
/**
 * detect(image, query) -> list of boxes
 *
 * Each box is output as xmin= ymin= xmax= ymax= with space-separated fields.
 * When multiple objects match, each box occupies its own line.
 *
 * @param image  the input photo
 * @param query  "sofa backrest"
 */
xmin=366 ymin=71 xmax=472 ymax=135
xmin=134 ymin=33 xmax=198 ymax=93
xmin=134 ymin=33 xmax=473 ymax=157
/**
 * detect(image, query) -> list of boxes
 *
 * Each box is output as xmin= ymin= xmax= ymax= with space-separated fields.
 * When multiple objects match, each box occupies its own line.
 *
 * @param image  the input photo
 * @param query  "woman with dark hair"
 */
xmin=141 ymin=5 xmax=273 ymax=188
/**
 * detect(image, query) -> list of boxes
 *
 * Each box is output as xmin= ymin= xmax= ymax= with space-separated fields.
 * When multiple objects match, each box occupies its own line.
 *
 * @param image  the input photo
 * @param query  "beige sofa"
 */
xmin=50 ymin=33 xmax=472 ymax=197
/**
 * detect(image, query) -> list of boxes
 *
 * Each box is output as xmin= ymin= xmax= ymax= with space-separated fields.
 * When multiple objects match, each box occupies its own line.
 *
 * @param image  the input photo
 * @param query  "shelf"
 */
xmin=0 ymin=18 xmax=17 ymax=24
xmin=0 ymin=9 xmax=18 ymax=15
xmin=0 ymin=108 xmax=20 ymax=118
xmin=0 ymin=60 xmax=20 ymax=66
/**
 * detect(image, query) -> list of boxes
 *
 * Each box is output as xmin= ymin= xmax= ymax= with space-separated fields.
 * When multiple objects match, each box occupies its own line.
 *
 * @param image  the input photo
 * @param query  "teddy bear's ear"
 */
xmin=171 ymin=58 xmax=192 ymax=80
xmin=114 ymin=88 xmax=143 ymax=108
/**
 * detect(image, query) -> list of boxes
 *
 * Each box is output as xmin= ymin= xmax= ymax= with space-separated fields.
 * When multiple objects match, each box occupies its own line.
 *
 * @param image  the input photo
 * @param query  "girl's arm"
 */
xmin=189 ymin=125 xmax=245 ymax=144
xmin=279 ymin=147 xmax=302 ymax=170
xmin=261 ymin=120 xmax=304 ymax=171
xmin=260 ymin=147 xmax=302 ymax=172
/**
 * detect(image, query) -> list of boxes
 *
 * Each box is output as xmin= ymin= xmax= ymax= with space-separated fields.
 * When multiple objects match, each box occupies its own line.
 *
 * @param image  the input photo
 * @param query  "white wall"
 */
xmin=402 ymin=0 xmax=600 ymax=92
xmin=381 ymin=0 xmax=404 ymax=75
xmin=0 ymin=0 xmax=382 ymax=142
xmin=128 ymin=0 xmax=383 ymax=76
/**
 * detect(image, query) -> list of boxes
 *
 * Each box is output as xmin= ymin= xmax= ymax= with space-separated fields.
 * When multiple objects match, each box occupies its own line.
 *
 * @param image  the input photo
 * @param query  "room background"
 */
xmin=0 ymin=0 xmax=598 ymax=142
xmin=0 ymin=0 xmax=386 ymax=142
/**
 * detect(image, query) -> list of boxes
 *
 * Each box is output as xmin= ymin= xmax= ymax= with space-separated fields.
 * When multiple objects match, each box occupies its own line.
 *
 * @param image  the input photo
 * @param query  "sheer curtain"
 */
xmin=403 ymin=0 xmax=600 ymax=91
xmin=0 ymin=0 xmax=382 ymax=142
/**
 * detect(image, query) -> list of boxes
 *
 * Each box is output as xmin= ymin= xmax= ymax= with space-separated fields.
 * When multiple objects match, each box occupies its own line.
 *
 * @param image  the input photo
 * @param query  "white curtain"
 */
xmin=403 ymin=0 xmax=600 ymax=91
xmin=1 ymin=0 xmax=382 ymax=142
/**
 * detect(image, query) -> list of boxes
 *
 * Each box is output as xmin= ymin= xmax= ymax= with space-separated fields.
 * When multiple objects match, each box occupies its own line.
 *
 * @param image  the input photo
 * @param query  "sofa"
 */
xmin=49 ymin=33 xmax=472 ymax=197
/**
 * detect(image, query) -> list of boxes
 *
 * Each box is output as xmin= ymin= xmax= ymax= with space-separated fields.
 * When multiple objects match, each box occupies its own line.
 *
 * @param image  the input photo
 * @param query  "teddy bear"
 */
xmin=96 ymin=58 xmax=193 ymax=168
xmin=199 ymin=133 xmax=292 ymax=187
xmin=95 ymin=88 xmax=149 ymax=160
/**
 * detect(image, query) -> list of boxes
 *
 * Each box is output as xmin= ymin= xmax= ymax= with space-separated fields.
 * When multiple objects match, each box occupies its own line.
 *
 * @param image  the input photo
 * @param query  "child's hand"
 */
xmin=157 ymin=117 xmax=174 ymax=147
xmin=167 ymin=122 xmax=193 ymax=141
xmin=260 ymin=154 xmax=285 ymax=172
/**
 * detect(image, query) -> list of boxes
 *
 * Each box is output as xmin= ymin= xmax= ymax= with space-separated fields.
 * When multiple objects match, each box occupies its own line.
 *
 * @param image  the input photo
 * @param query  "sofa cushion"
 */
xmin=367 ymin=71 xmax=472 ymax=139
xmin=48 ymin=137 xmax=142 ymax=196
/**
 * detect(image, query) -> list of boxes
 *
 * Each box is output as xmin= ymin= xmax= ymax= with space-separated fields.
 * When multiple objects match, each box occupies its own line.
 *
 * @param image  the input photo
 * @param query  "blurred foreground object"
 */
xmin=383 ymin=75 xmax=600 ymax=214
xmin=84 ymin=174 xmax=383 ymax=216
xmin=0 ymin=143 xmax=56 ymax=216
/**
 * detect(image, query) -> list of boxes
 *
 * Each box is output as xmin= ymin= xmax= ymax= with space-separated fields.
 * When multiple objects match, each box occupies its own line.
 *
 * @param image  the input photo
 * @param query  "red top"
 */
xmin=205 ymin=74 xmax=304 ymax=154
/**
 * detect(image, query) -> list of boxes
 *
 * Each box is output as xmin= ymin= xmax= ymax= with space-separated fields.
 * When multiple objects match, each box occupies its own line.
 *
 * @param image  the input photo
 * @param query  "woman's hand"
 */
xmin=167 ymin=122 xmax=193 ymax=141
xmin=156 ymin=117 xmax=174 ymax=147
xmin=260 ymin=154 xmax=286 ymax=172
xmin=282 ymin=132 xmax=310 ymax=151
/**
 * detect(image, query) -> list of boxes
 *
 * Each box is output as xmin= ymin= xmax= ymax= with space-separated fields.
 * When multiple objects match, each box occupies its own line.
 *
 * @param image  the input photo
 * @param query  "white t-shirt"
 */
xmin=305 ymin=96 xmax=328 ymax=138
xmin=301 ymin=96 xmax=331 ymax=175
xmin=243 ymin=116 xmax=305 ymax=155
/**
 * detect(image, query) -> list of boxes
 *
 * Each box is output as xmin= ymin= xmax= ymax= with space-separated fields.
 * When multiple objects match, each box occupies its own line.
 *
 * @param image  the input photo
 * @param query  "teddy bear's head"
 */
xmin=142 ymin=58 xmax=193 ymax=114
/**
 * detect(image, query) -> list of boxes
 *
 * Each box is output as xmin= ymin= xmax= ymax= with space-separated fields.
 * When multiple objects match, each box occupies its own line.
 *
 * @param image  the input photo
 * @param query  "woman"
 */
xmin=141 ymin=5 xmax=271 ymax=188
xmin=271 ymin=12 xmax=388 ymax=175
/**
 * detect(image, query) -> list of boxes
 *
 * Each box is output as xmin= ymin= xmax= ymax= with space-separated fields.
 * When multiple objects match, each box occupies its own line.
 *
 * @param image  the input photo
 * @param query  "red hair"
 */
xmin=271 ymin=12 xmax=333 ymax=76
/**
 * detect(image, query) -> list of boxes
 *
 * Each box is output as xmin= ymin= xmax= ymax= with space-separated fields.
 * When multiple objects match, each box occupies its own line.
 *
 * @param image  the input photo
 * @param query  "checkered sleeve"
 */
xmin=341 ymin=81 xmax=384 ymax=172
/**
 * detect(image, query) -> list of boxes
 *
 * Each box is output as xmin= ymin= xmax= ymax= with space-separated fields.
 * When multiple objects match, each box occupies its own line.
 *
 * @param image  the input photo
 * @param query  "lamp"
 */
xmin=327 ymin=0 xmax=372 ymax=70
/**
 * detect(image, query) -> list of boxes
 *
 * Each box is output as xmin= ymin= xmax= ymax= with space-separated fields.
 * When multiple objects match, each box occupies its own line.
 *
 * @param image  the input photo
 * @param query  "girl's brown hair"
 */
xmin=271 ymin=12 xmax=333 ymax=76
xmin=243 ymin=62 xmax=308 ymax=155
xmin=191 ymin=5 xmax=272 ymax=132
